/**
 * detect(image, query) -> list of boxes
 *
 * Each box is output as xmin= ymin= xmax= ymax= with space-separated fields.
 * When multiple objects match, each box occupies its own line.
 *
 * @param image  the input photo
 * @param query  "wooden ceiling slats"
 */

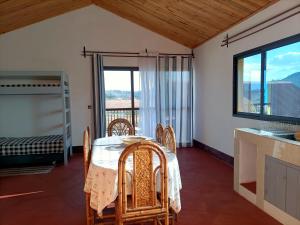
xmin=247 ymin=0 xmax=272 ymax=7
xmin=0 ymin=0 xmax=278 ymax=48
xmin=189 ymin=1 xmax=237 ymax=19
xmin=232 ymin=0 xmax=263 ymax=11
xmin=216 ymin=0 xmax=254 ymax=14
xmin=127 ymin=0 xmax=217 ymax=37
xmin=94 ymin=0 xmax=205 ymax=44
xmin=0 ymin=0 xmax=91 ymax=34
xmin=126 ymin=0 xmax=216 ymax=36
xmin=0 ymin=0 xmax=40 ymax=15
xmin=181 ymin=0 xmax=238 ymax=27
xmin=149 ymin=0 xmax=224 ymax=32
xmin=0 ymin=0 xmax=91 ymax=15
xmin=93 ymin=0 xmax=199 ymax=47
xmin=246 ymin=0 xmax=276 ymax=10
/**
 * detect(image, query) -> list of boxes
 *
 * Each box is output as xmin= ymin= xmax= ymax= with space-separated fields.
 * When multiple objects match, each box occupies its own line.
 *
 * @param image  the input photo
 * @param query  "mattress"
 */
xmin=0 ymin=135 xmax=64 ymax=156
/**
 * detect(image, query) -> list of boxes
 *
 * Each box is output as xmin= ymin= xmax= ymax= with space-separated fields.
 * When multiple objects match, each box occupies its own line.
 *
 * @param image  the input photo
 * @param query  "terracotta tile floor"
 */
xmin=241 ymin=182 xmax=257 ymax=194
xmin=0 ymin=148 xmax=282 ymax=225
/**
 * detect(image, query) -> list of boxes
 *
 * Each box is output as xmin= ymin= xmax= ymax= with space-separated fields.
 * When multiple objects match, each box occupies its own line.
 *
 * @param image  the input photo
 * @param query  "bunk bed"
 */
xmin=0 ymin=71 xmax=72 ymax=167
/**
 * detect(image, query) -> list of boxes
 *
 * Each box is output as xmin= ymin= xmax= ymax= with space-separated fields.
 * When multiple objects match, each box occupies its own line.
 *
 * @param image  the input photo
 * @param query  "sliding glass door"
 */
xmin=104 ymin=67 xmax=140 ymax=133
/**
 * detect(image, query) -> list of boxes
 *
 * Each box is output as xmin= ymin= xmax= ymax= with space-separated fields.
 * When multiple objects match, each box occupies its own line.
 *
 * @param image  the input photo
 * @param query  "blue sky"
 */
xmin=242 ymin=41 xmax=300 ymax=82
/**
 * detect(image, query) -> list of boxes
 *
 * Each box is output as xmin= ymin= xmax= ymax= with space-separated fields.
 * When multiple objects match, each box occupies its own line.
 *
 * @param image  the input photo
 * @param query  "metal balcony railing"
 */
xmin=106 ymin=107 xmax=139 ymax=130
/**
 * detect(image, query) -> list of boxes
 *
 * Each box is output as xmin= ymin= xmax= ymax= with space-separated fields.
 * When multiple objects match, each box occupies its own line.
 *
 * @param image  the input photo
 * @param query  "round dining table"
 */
xmin=84 ymin=136 xmax=182 ymax=215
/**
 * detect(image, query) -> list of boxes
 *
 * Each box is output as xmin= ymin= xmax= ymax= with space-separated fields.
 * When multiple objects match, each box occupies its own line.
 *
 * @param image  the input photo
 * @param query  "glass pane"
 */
xmin=264 ymin=41 xmax=300 ymax=118
xmin=133 ymin=71 xmax=141 ymax=108
xmin=104 ymin=70 xmax=131 ymax=109
xmin=237 ymin=54 xmax=261 ymax=114
xmin=104 ymin=70 xmax=132 ymax=128
xmin=133 ymin=71 xmax=141 ymax=129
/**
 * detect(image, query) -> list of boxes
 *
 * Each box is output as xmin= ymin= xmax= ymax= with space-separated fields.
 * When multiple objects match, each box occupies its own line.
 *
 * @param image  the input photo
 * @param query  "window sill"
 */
xmin=232 ymin=113 xmax=300 ymax=125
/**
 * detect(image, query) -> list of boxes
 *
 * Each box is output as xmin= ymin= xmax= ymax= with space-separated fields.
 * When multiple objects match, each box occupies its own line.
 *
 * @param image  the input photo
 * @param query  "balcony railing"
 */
xmin=252 ymin=103 xmax=271 ymax=113
xmin=106 ymin=107 xmax=140 ymax=131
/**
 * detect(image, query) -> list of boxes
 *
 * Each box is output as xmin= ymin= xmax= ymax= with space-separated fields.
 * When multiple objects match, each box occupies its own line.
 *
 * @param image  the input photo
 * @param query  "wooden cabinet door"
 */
xmin=286 ymin=166 xmax=300 ymax=220
xmin=264 ymin=156 xmax=287 ymax=211
xmin=265 ymin=156 xmax=273 ymax=203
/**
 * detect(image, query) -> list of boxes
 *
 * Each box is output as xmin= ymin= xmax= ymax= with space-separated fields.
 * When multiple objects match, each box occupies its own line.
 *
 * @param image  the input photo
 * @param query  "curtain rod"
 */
xmin=81 ymin=54 xmax=156 ymax=58
xmin=81 ymin=47 xmax=194 ymax=58
xmin=221 ymin=4 xmax=300 ymax=47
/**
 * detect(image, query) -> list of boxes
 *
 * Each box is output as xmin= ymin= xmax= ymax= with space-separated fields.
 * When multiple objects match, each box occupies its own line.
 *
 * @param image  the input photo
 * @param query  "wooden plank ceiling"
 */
xmin=0 ymin=0 xmax=278 ymax=48
xmin=0 ymin=0 xmax=92 ymax=35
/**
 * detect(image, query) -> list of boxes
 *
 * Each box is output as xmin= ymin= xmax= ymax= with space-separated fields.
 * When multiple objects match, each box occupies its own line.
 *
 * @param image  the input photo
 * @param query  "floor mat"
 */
xmin=0 ymin=165 xmax=54 ymax=177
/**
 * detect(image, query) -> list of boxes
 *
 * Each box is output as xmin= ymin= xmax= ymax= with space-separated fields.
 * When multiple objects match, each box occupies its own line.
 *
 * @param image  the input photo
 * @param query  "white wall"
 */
xmin=193 ymin=0 xmax=300 ymax=156
xmin=0 ymin=95 xmax=64 ymax=137
xmin=0 ymin=5 xmax=189 ymax=146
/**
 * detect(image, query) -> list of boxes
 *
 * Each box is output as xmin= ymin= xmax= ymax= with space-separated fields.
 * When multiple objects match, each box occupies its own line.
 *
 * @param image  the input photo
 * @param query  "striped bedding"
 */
xmin=0 ymin=135 xmax=63 ymax=156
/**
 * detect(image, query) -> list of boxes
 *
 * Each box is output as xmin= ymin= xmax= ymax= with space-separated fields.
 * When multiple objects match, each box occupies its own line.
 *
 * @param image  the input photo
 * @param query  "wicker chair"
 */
xmin=107 ymin=118 xmax=134 ymax=137
xmin=161 ymin=125 xmax=178 ymax=224
xmin=156 ymin=123 xmax=164 ymax=144
xmin=162 ymin=125 xmax=176 ymax=154
xmin=83 ymin=127 xmax=94 ymax=225
xmin=116 ymin=141 xmax=169 ymax=225
xmin=83 ymin=127 xmax=115 ymax=225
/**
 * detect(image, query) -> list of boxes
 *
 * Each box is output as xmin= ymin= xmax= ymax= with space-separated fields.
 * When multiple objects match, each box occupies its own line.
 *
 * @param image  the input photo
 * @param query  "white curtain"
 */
xmin=139 ymin=55 xmax=193 ymax=147
xmin=138 ymin=54 xmax=158 ymax=138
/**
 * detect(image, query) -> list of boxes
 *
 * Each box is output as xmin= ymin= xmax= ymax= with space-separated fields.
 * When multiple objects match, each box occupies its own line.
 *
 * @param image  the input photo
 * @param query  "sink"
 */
xmin=250 ymin=128 xmax=294 ymax=135
xmin=273 ymin=134 xmax=297 ymax=141
xmin=249 ymin=128 xmax=298 ymax=141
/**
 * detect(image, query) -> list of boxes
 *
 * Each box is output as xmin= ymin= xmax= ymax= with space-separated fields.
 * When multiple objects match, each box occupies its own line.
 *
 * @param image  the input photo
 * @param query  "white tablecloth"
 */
xmin=84 ymin=136 xmax=182 ymax=215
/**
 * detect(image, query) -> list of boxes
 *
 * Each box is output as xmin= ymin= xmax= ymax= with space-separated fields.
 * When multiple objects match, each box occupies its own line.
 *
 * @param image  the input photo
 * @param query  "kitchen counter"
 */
xmin=234 ymin=128 xmax=300 ymax=225
xmin=238 ymin=128 xmax=300 ymax=146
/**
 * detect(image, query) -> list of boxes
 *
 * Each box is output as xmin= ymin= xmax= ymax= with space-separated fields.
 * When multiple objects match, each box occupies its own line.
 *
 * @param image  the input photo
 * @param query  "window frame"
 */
xmin=103 ymin=66 xmax=139 ymax=128
xmin=233 ymin=33 xmax=300 ymax=124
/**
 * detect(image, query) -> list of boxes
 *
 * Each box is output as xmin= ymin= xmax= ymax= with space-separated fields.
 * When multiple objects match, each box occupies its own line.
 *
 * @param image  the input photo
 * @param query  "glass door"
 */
xmin=104 ymin=67 xmax=140 ymax=133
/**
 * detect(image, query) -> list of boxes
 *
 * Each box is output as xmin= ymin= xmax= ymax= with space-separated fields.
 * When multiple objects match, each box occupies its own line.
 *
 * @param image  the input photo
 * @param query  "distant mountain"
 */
xmin=281 ymin=72 xmax=300 ymax=88
xmin=106 ymin=90 xmax=141 ymax=100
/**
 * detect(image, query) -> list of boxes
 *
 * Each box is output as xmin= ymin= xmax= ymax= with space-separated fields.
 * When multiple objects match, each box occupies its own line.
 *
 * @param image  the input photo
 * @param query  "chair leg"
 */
xmin=89 ymin=210 xmax=95 ymax=225
xmin=165 ymin=214 xmax=169 ymax=225
xmin=85 ymin=201 xmax=90 ymax=225
xmin=115 ymin=203 xmax=122 ymax=225
xmin=85 ymin=208 xmax=94 ymax=225
xmin=168 ymin=208 xmax=175 ymax=225
xmin=171 ymin=213 xmax=175 ymax=225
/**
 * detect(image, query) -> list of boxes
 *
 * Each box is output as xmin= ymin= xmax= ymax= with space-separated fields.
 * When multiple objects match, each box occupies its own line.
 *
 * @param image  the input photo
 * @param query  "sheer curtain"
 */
xmin=139 ymin=55 xmax=193 ymax=147
xmin=138 ymin=54 xmax=158 ymax=138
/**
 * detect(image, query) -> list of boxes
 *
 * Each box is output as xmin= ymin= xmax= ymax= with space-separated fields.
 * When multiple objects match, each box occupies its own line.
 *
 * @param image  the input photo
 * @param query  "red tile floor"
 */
xmin=0 ymin=148 xmax=282 ymax=225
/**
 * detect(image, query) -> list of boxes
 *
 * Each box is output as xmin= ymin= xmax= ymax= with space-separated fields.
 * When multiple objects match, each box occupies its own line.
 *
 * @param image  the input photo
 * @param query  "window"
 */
xmin=237 ymin=53 xmax=261 ymax=114
xmin=104 ymin=67 xmax=140 ymax=129
xmin=233 ymin=34 xmax=300 ymax=123
xmin=265 ymin=41 xmax=300 ymax=118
